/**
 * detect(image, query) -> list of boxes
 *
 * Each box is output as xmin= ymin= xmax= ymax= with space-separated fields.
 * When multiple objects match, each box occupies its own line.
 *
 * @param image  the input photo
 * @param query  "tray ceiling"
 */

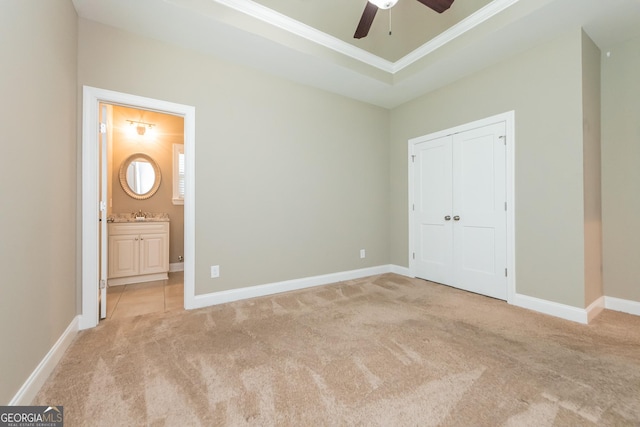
xmin=250 ymin=0 xmax=494 ymax=62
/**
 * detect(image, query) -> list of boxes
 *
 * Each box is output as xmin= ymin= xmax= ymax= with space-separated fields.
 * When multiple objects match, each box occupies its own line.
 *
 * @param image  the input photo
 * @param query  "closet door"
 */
xmin=412 ymin=120 xmax=508 ymax=300
xmin=413 ymin=135 xmax=454 ymax=285
xmin=452 ymin=122 xmax=507 ymax=300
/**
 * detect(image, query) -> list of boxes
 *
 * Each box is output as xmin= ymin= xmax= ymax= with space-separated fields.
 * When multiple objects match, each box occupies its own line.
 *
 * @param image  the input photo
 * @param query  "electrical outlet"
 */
xmin=210 ymin=265 xmax=220 ymax=278
xmin=360 ymin=249 xmax=366 ymax=259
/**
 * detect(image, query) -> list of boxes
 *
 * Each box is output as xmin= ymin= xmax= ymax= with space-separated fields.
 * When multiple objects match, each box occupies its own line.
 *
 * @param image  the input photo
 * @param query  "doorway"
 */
xmin=81 ymin=86 xmax=196 ymax=330
xmin=408 ymin=111 xmax=515 ymax=302
xmin=101 ymin=104 xmax=186 ymax=320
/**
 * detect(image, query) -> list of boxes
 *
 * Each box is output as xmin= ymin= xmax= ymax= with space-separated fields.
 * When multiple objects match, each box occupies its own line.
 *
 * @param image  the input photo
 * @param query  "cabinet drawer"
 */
xmin=108 ymin=222 xmax=169 ymax=235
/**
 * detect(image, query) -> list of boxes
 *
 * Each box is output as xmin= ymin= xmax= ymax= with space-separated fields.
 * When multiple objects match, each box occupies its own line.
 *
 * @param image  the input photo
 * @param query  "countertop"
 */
xmin=108 ymin=212 xmax=170 ymax=223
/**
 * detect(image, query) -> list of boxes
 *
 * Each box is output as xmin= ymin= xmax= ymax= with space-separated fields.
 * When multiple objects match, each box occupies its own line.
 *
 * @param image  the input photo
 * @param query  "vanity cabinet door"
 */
xmin=139 ymin=232 xmax=169 ymax=275
xmin=107 ymin=222 xmax=169 ymax=285
xmin=108 ymin=234 xmax=140 ymax=278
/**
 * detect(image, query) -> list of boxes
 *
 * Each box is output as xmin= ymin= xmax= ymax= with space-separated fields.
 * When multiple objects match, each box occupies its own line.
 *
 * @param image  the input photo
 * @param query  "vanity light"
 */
xmin=126 ymin=120 xmax=155 ymax=136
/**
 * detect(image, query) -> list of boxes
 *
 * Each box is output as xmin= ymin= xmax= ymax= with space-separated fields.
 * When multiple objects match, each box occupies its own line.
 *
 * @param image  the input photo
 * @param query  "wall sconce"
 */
xmin=126 ymin=120 xmax=155 ymax=136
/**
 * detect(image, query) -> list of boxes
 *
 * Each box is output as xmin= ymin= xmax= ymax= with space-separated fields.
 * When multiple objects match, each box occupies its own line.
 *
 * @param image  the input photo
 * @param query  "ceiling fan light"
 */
xmin=369 ymin=0 xmax=399 ymax=9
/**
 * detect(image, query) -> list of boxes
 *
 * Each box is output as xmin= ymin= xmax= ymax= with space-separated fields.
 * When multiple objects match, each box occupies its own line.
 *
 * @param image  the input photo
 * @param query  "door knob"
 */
xmin=453 ymin=216 xmax=460 ymax=221
xmin=444 ymin=215 xmax=451 ymax=221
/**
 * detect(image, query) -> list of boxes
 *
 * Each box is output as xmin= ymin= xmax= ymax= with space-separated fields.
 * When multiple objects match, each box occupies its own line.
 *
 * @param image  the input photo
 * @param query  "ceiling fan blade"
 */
xmin=415 ymin=0 xmax=454 ymax=13
xmin=354 ymin=2 xmax=378 ymax=39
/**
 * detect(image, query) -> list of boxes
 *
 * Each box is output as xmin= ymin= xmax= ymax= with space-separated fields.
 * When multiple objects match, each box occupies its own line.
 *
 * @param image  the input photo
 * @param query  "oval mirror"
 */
xmin=119 ymin=153 xmax=162 ymax=200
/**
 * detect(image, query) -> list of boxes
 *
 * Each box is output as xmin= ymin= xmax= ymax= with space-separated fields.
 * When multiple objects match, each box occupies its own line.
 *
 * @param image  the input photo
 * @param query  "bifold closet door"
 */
xmin=413 ymin=121 xmax=507 ymax=300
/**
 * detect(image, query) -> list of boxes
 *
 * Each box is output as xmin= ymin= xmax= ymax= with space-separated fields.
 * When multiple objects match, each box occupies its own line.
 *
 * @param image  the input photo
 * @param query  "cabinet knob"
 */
xmin=453 ymin=215 xmax=460 ymax=221
xmin=444 ymin=215 xmax=451 ymax=221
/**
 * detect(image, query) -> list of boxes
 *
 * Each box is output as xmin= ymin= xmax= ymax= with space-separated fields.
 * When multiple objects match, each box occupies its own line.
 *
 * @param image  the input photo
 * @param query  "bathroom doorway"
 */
xmin=101 ymin=104 xmax=186 ymax=320
xmin=81 ymin=86 xmax=195 ymax=330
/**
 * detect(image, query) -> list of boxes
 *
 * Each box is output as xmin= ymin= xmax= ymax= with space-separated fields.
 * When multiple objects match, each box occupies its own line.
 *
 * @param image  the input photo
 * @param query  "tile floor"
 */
xmin=105 ymin=271 xmax=184 ymax=320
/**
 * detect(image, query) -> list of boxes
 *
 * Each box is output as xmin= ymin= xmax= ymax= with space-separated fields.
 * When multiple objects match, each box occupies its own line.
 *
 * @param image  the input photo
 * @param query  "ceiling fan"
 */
xmin=354 ymin=0 xmax=455 ymax=39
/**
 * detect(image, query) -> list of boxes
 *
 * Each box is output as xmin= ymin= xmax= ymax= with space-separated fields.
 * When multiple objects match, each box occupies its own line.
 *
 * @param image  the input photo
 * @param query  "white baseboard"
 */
xmin=189 ymin=265 xmax=394 ymax=309
xmin=390 ymin=265 xmax=412 ymax=277
xmin=586 ymin=296 xmax=605 ymax=323
xmin=605 ymin=296 xmax=640 ymax=316
xmin=189 ymin=262 xmax=636 ymax=325
xmin=513 ymin=294 xmax=640 ymax=323
xmin=512 ymin=293 xmax=590 ymax=324
xmin=10 ymin=315 xmax=79 ymax=405
xmin=169 ymin=262 xmax=184 ymax=272
xmin=512 ymin=294 xmax=616 ymax=324
xmin=186 ymin=264 xmax=628 ymax=325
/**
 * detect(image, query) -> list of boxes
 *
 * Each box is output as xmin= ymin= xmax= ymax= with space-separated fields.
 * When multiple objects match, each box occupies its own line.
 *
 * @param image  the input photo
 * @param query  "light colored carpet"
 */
xmin=34 ymin=274 xmax=640 ymax=426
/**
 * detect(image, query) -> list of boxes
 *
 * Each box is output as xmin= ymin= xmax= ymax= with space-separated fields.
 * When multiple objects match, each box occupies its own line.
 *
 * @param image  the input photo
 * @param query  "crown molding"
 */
xmin=213 ymin=0 xmax=395 ymax=72
xmin=213 ymin=0 xmax=521 ymax=74
xmin=393 ymin=0 xmax=522 ymax=72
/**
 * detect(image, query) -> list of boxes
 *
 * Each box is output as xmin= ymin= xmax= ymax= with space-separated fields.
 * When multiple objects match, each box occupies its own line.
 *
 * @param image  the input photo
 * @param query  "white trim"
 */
xmin=512 ymin=295 xmax=640 ymax=324
xmin=390 ymin=264 xmax=412 ymax=277
xmin=213 ymin=0 xmax=521 ymax=73
xmin=605 ymin=296 xmax=640 ymax=316
xmin=170 ymin=262 xmax=185 ymax=272
xmin=392 ymin=0 xmax=521 ymax=72
xmin=512 ymin=293 xmax=590 ymax=324
xmin=512 ymin=294 xmax=607 ymax=324
xmin=213 ymin=0 xmax=393 ymax=72
xmin=505 ymin=111 xmax=516 ymax=304
xmin=407 ymin=111 xmax=516 ymax=303
xmin=10 ymin=316 xmax=79 ymax=405
xmin=185 ymin=261 xmax=614 ymax=326
xmin=172 ymin=143 xmax=185 ymax=206
xmin=80 ymin=86 xmax=196 ymax=329
xmin=80 ymin=87 xmax=100 ymax=330
xmin=586 ymin=296 xmax=605 ymax=323
xmin=189 ymin=265 xmax=392 ymax=309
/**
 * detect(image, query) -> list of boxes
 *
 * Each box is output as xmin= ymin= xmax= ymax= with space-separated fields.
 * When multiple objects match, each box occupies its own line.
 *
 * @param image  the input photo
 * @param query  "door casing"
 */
xmin=80 ymin=86 xmax=196 ymax=329
xmin=408 ymin=111 xmax=516 ymax=303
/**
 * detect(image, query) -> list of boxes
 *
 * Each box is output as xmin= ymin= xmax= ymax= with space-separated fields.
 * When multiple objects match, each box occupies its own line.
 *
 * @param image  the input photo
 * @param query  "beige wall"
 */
xmin=110 ymin=105 xmax=185 ymax=264
xmin=0 ymin=1 xmax=77 ymax=404
xmin=602 ymin=34 xmax=640 ymax=302
xmin=78 ymin=19 xmax=390 ymax=295
xmin=390 ymin=29 xmax=589 ymax=307
xmin=581 ymin=31 xmax=603 ymax=307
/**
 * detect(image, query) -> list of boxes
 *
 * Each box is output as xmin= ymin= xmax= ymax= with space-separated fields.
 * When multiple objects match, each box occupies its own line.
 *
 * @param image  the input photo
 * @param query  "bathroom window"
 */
xmin=172 ymin=144 xmax=185 ymax=205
